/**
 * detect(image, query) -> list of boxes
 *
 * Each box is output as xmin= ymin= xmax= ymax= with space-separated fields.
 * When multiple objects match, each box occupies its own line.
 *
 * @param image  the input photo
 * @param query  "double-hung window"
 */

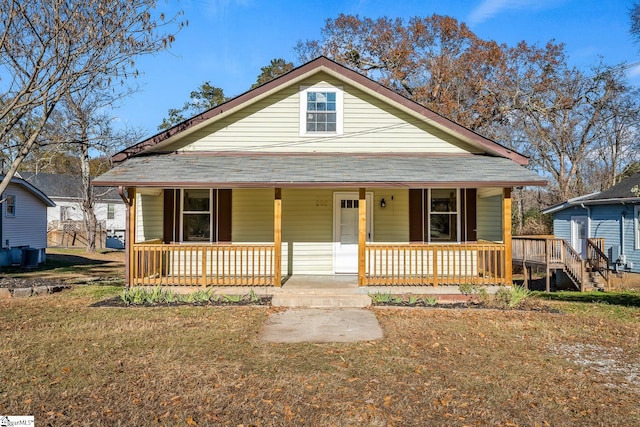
xmin=300 ymin=86 xmax=343 ymax=136
xmin=182 ymin=189 xmax=212 ymax=242
xmin=429 ymin=189 xmax=459 ymax=242
xmin=5 ymin=194 xmax=15 ymax=217
xmin=409 ymin=188 xmax=471 ymax=243
xmin=635 ymin=205 xmax=640 ymax=249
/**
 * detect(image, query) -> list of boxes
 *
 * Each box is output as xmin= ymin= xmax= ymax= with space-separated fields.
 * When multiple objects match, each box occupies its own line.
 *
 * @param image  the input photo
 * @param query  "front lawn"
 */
xmin=1 ymin=287 xmax=639 ymax=426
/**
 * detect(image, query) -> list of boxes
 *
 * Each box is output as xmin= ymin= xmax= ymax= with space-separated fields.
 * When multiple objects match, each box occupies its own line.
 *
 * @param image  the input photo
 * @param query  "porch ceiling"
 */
xmin=92 ymin=152 xmax=546 ymax=188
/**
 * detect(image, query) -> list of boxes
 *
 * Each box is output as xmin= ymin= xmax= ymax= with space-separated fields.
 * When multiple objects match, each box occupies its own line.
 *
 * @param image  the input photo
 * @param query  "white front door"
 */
xmin=333 ymin=192 xmax=373 ymax=273
xmin=571 ymin=216 xmax=588 ymax=258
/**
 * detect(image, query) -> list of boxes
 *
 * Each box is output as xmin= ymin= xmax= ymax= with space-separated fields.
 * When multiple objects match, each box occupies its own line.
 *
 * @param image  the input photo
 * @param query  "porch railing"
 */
xmin=364 ymin=242 xmax=506 ymax=286
xmin=132 ymin=242 xmax=275 ymax=286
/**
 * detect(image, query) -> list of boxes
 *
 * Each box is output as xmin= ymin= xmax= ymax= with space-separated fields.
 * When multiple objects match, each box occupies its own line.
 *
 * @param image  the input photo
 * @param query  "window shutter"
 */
xmin=409 ymin=189 xmax=424 ymax=242
xmin=462 ymin=189 xmax=477 ymax=242
xmin=217 ymin=189 xmax=232 ymax=242
xmin=163 ymin=189 xmax=180 ymax=243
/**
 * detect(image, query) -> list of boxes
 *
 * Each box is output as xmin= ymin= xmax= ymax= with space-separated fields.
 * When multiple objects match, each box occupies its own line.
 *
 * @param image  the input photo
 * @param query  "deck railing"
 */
xmin=586 ymin=238 xmax=610 ymax=287
xmin=132 ymin=242 xmax=275 ymax=286
xmin=364 ymin=242 xmax=506 ymax=286
xmin=512 ymin=236 xmax=563 ymax=265
xmin=561 ymin=240 xmax=586 ymax=291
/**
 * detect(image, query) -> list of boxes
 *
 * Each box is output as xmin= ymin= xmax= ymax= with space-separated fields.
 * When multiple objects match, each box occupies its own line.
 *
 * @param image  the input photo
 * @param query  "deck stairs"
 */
xmin=512 ymin=237 xmax=610 ymax=291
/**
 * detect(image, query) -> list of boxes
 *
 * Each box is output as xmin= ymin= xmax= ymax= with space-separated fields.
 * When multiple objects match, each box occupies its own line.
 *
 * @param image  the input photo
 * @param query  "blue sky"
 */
xmin=117 ymin=0 xmax=640 ymax=138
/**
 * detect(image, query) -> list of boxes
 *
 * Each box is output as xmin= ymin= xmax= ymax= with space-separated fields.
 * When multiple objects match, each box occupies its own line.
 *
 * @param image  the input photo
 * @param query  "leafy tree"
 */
xmin=0 ymin=0 xmax=184 ymax=196
xmin=251 ymin=58 xmax=295 ymax=89
xmin=158 ymin=58 xmax=293 ymax=130
xmin=295 ymin=14 xmax=540 ymax=135
xmin=158 ymin=82 xmax=227 ymax=130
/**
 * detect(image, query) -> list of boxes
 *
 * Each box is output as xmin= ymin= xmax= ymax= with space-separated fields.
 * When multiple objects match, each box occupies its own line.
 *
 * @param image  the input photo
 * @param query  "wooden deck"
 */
xmin=512 ymin=236 xmax=609 ymax=291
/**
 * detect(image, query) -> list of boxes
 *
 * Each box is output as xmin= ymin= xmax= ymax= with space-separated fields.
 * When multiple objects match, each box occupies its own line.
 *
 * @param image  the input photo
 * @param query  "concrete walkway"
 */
xmin=260 ymin=308 xmax=383 ymax=343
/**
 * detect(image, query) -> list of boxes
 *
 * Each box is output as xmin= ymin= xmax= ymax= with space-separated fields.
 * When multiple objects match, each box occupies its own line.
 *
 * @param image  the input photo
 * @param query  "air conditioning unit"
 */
xmin=609 ymin=246 xmax=621 ymax=264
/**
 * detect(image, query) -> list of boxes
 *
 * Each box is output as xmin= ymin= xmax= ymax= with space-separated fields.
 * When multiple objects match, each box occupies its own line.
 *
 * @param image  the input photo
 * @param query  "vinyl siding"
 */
xmin=233 ymin=188 xmax=411 ymax=275
xmin=552 ymin=203 xmax=640 ymax=273
xmin=49 ymin=200 xmax=125 ymax=231
xmin=2 ymin=182 xmax=48 ymax=249
xmin=281 ymin=189 xmax=334 ymax=274
xmin=552 ymin=206 xmax=588 ymax=242
xmin=135 ymin=192 xmax=164 ymax=242
xmin=372 ymin=189 xmax=408 ymax=242
xmin=167 ymin=73 xmax=480 ymax=155
xmin=622 ymin=206 xmax=639 ymax=272
xmin=476 ymin=189 xmax=502 ymax=242
xmin=232 ymin=189 xmax=274 ymax=242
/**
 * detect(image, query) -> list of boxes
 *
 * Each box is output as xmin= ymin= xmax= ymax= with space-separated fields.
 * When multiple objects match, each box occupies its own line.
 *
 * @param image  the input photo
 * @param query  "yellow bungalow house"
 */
xmin=93 ymin=57 xmax=545 ymax=288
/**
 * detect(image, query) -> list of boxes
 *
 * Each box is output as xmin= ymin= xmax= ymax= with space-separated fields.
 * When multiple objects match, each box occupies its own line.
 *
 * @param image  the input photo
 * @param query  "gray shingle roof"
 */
xmin=542 ymin=172 xmax=640 ymax=214
xmin=92 ymin=153 xmax=546 ymax=188
xmin=19 ymin=172 xmax=121 ymax=201
xmin=582 ymin=172 xmax=640 ymax=201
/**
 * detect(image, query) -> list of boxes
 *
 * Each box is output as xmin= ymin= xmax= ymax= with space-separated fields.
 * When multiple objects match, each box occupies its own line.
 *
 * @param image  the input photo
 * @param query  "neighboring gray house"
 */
xmin=543 ymin=173 xmax=640 ymax=273
xmin=19 ymin=172 xmax=126 ymax=249
xmin=0 ymin=175 xmax=55 ymax=267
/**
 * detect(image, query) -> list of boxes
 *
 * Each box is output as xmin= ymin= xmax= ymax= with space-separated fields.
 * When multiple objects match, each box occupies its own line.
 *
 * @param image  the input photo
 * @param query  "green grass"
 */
xmin=69 ymin=285 xmax=122 ymax=300
xmin=533 ymin=290 xmax=640 ymax=307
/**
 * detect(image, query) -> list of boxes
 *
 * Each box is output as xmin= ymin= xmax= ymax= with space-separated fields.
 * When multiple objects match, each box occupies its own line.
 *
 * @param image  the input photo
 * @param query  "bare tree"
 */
xmin=35 ymin=87 xmax=144 ymax=252
xmin=513 ymin=62 xmax=640 ymax=202
xmin=0 ymin=0 xmax=184 ymax=195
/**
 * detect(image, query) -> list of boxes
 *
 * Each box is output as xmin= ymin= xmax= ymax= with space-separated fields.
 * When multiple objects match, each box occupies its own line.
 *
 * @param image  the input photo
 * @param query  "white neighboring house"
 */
xmin=19 ymin=172 xmax=126 ymax=249
xmin=0 ymin=174 xmax=55 ymax=267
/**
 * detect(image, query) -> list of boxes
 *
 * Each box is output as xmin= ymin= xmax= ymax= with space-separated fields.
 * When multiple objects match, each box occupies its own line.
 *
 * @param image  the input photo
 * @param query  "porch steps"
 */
xmin=271 ymin=275 xmax=370 ymax=308
xmin=271 ymin=296 xmax=371 ymax=308
xmin=271 ymin=288 xmax=372 ymax=308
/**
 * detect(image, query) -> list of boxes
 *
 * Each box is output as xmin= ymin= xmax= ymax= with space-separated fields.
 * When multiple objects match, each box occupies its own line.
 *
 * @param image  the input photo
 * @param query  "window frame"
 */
xmin=5 ymin=194 xmax=16 ymax=217
xmin=635 ymin=205 xmax=640 ymax=250
xmin=428 ymin=188 xmax=460 ymax=243
xmin=299 ymin=85 xmax=343 ymax=136
xmin=107 ymin=203 xmax=115 ymax=220
xmin=180 ymin=189 xmax=214 ymax=243
xmin=60 ymin=206 xmax=71 ymax=221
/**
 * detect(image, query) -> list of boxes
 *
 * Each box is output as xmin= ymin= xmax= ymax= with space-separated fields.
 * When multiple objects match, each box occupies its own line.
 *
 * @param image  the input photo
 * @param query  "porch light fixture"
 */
xmin=380 ymin=198 xmax=386 ymax=208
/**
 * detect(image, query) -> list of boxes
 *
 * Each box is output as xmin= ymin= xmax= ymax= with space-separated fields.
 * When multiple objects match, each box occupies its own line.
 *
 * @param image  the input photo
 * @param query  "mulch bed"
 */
xmin=371 ymin=298 xmax=561 ymax=312
xmin=92 ymin=296 xmax=273 ymax=308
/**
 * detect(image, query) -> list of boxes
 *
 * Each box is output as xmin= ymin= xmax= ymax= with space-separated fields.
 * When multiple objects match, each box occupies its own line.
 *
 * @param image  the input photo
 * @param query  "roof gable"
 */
xmin=2 ymin=175 xmax=55 ymax=207
xmin=112 ymin=56 xmax=529 ymax=165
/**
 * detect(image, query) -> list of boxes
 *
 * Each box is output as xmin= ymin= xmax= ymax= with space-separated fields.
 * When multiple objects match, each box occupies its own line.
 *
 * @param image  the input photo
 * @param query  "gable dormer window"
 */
xmin=300 ymin=86 xmax=343 ymax=136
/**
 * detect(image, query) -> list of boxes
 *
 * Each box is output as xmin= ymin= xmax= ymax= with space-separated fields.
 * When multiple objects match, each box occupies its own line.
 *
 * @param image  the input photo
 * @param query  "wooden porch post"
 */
xmin=274 ymin=188 xmax=282 ymax=287
xmin=127 ymin=187 xmax=136 ymax=287
xmin=502 ymin=188 xmax=513 ymax=285
xmin=358 ymin=187 xmax=366 ymax=286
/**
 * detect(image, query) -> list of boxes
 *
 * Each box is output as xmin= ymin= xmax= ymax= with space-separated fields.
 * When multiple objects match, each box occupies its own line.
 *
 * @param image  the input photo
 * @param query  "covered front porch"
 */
xmin=125 ymin=186 xmax=513 ymax=287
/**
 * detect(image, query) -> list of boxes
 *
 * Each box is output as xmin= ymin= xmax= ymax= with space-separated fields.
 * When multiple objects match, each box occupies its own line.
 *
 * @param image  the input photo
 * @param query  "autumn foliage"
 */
xmin=296 ymin=14 xmax=640 ymax=203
